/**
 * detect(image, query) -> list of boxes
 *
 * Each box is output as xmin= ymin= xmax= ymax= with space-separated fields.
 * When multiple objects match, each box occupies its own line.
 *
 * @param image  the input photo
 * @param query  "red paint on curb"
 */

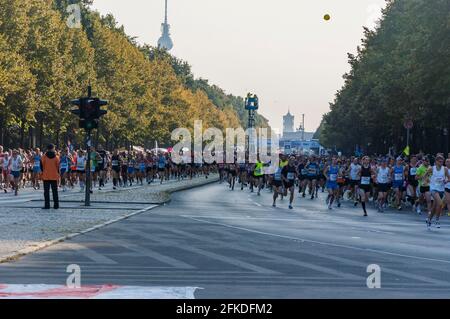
xmin=0 ymin=284 xmax=120 ymax=298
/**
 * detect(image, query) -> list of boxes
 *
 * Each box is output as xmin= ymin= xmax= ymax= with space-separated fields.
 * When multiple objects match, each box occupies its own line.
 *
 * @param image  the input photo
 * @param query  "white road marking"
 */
xmin=184 ymin=216 xmax=450 ymax=265
xmin=153 ymin=225 xmax=363 ymax=280
xmin=128 ymin=228 xmax=280 ymax=275
xmin=95 ymin=234 xmax=196 ymax=270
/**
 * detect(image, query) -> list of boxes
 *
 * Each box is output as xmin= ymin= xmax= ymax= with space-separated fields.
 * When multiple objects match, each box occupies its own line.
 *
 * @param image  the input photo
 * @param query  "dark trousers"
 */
xmin=43 ymin=180 xmax=59 ymax=209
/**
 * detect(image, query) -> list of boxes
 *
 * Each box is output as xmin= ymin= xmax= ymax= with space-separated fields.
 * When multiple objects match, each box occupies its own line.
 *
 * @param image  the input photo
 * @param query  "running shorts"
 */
xmin=420 ymin=186 xmax=430 ymax=194
xmin=377 ymin=183 xmax=390 ymax=193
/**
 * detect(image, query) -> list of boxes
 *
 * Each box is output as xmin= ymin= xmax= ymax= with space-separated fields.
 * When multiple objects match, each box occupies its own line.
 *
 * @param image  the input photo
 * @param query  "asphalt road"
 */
xmin=1 ymin=182 xmax=450 ymax=298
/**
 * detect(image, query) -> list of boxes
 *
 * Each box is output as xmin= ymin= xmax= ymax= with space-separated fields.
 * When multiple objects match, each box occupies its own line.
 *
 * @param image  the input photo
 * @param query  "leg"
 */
xmin=51 ymin=181 xmax=59 ymax=209
xmin=43 ymin=181 xmax=50 ymax=209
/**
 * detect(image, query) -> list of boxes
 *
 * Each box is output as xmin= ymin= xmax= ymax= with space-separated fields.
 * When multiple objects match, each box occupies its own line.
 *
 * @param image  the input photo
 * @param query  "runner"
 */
xmin=324 ymin=157 xmax=339 ymax=210
xmin=97 ymin=145 xmax=108 ymax=190
xmin=392 ymin=157 xmax=406 ymax=210
xmin=415 ymin=156 xmax=432 ymax=216
xmin=426 ymin=154 xmax=449 ymax=229
xmin=31 ymin=148 xmax=42 ymax=190
xmin=252 ymin=157 xmax=264 ymax=196
xmin=9 ymin=150 xmax=23 ymax=196
xmin=271 ymin=163 xmax=284 ymax=207
xmin=445 ymin=158 xmax=450 ymax=216
xmin=406 ymin=155 xmax=419 ymax=212
xmin=348 ymin=157 xmax=361 ymax=205
xmin=228 ymin=160 xmax=237 ymax=191
xmin=76 ymin=150 xmax=86 ymax=191
xmin=59 ymin=149 xmax=71 ymax=192
xmin=358 ymin=156 xmax=373 ymax=217
xmin=375 ymin=159 xmax=390 ymax=212
xmin=297 ymin=157 xmax=308 ymax=196
xmin=305 ymin=156 xmax=320 ymax=199
xmin=111 ymin=150 xmax=121 ymax=190
xmin=281 ymin=156 xmax=298 ymax=209
xmin=157 ymin=152 xmax=167 ymax=184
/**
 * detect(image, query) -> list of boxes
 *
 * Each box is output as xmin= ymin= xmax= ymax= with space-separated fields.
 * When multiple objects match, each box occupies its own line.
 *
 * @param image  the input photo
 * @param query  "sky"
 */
xmin=90 ymin=0 xmax=386 ymax=133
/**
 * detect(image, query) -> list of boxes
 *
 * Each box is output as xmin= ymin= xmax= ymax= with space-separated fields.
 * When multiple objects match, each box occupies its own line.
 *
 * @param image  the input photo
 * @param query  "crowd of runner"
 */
xmin=1 ymin=143 xmax=450 ymax=230
xmin=219 ymin=152 xmax=450 ymax=230
xmin=0 ymin=145 xmax=211 ymax=196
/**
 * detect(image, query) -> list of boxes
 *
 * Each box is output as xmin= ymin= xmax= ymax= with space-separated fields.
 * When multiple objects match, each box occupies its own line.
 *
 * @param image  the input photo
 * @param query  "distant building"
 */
xmin=283 ymin=110 xmax=294 ymax=134
xmin=280 ymin=110 xmax=323 ymax=155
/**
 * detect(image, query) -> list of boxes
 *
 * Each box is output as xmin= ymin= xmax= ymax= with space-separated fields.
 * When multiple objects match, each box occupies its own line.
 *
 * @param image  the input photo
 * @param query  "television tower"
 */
xmin=157 ymin=0 xmax=173 ymax=51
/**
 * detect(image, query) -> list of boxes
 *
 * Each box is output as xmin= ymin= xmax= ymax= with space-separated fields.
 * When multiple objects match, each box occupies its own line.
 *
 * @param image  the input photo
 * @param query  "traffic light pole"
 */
xmin=85 ymin=129 xmax=92 ymax=206
xmin=85 ymin=86 xmax=92 ymax=207
xmin=70 ymin=85 xmax=108 ymax=207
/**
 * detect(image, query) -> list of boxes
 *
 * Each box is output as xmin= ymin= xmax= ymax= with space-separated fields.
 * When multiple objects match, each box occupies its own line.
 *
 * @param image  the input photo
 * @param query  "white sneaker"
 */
xmin=435 ymin=221 xmax=441 ymax=229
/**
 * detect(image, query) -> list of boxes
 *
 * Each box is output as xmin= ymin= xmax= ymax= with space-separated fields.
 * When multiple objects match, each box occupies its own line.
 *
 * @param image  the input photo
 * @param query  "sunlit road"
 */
xmin=1 ymin=183 xmax=450 ymax=298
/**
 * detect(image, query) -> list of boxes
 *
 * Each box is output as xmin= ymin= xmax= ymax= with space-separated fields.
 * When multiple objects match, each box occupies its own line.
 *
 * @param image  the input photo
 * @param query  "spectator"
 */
xmin=41 ymin=144 xmax=60 ymax=209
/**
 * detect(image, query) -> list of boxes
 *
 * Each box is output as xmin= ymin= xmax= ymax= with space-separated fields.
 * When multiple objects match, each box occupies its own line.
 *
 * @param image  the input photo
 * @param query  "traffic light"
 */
xmin=245 ymin=93 xmax=259 ymax=110
xmin=70 ymin=97 xmax=108 ymax=130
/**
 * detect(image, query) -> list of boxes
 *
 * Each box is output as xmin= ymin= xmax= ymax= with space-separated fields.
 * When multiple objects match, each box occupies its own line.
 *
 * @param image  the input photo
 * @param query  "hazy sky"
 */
xmin=90 ymin=0 xmax=385 ymax=133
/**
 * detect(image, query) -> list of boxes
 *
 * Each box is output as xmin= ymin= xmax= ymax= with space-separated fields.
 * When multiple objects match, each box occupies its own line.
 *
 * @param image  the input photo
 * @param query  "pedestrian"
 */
xmin=41 ymin=144 xmax=60 ymax=209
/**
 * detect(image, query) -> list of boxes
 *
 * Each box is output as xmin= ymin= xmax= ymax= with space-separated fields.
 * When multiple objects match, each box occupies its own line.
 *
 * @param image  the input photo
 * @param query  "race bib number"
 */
xmin=410 ymin=167 xmax=417 ymax=175
xmin=361 ymin=176 xmax=371 ymax=185
xmin=274 ymin=172 xmax=282 ymax=180
xmin=395 ymin=173 xmax=403 ymax=181
xmin=329 ymin=174 xmax=337 ymax=182
xmin=287 ymin=172 xmax=295 ymax=180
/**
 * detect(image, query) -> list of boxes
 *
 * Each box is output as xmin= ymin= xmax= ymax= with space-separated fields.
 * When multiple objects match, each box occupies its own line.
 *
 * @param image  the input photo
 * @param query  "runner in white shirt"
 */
xmin=76 ymin=150 xmax=86 ymax=191
xmin=347 ymin=158 xmax=361 ymax=205
xmin=9 ymin=149 xmax=23 ymax=196
xmin=375 ymin=159 xmax=391 ymax=212
xmin=425 ymin=155 xmax=449 ymax=229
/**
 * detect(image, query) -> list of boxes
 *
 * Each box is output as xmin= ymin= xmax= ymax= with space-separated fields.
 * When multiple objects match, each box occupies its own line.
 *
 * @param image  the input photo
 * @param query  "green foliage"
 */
xmin=319 ymin=0 xmax=450 ymax=155
xmin=0 ymin=0 xmax=268 ymax=149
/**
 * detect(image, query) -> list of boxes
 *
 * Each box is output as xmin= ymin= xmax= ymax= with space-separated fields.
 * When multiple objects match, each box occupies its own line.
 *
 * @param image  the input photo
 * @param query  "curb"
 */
xmin=0 ymin=176 xmax=219 ymax=264
xmin=160 ymin=176 xmax=220 ymax=204
xmin=0 ymin=205 xmax=159 ymax=264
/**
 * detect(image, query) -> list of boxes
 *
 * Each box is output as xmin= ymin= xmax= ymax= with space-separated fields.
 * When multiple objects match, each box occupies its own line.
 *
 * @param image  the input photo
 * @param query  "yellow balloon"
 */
xmin=324 ymin=14 xmax=331 ymax=21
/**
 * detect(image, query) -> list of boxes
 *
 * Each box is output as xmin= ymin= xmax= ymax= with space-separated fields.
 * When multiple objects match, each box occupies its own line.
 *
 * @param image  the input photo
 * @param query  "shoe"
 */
xmin=272 ymin=203 xmax=276 ymax=207
xmin=364 ymin=213 xmax=368 ymax=217
xmin=54 ymin=206 xmax=59 ymax=210
xmin=337 ymin=203 xmax=341 ymax=208
xmin=435 ymin=221 xmax=441 ymax=229
xmin=416 ymin=206 xmax=422 ymax=215
xmin=426 ymin=220 xmax=431 ymax=230
xmin=289 ymin=204 xmax=293 ymax=209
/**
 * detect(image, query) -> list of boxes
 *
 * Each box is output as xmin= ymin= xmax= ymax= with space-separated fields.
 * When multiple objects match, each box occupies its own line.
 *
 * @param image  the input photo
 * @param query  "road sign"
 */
xmin=404 ymin=120 xmax=413 ymax=130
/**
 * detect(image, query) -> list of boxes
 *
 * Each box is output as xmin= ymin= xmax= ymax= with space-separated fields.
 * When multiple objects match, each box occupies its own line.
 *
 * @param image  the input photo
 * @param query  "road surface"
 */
xmin=0 ymin=183 xmax=449 ymax=298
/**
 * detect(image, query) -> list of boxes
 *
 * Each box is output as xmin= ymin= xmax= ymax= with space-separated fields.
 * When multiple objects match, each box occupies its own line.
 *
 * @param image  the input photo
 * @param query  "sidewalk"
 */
xmin=0 ymin=175 xmax=218 ymax=263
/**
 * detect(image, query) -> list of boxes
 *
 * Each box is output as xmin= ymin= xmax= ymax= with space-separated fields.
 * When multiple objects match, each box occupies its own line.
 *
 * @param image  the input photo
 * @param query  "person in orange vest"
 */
xmin=40 ymin=144 xmax=60 ymax=209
